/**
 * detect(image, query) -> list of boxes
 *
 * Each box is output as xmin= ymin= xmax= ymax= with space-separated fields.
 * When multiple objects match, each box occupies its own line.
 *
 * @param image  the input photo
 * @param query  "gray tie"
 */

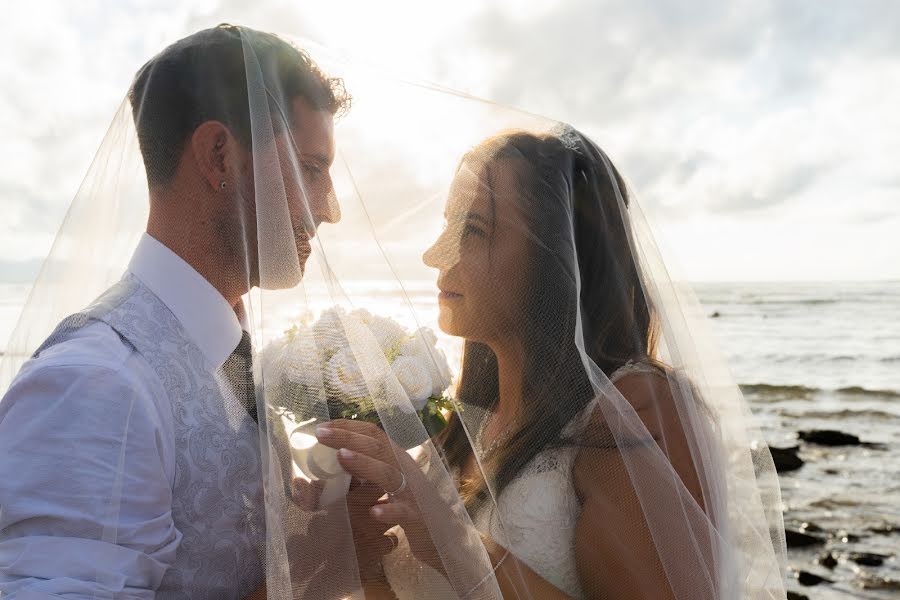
xmin=223 ymin=330 xmax=257 ymax=423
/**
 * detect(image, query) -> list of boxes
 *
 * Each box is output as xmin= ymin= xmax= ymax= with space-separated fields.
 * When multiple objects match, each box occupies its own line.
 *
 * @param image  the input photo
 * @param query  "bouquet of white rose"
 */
xmin=259 ymin=306 xmax=455 ymax=446
xmin=258 ymin=307 xmax=455 ymax=504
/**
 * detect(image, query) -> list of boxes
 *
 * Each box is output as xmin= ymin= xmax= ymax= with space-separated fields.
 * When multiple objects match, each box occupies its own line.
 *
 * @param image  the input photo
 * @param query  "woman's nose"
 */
xmin=423 ymin=230 xmax=458 ymax=270
xmin=422 ymin=240 xmax=439 ymax=268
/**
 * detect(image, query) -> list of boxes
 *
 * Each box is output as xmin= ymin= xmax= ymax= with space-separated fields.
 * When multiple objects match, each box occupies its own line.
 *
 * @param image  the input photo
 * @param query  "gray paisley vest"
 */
xmin=35 ymin=274 xmax=265 ymax=599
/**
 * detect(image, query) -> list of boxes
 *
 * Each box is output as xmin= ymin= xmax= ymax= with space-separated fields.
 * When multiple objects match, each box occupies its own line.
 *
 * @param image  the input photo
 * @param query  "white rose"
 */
xmin=413 ymin=326 xmax=438 ymax=348
xmin=280 ymin=328 xmax=323 ymax=388
xmin=256 ymin=335 xmax=289 ymax=383
xmin=313 ymin=307 xmax=350 ymax=359
xmin=356 ymin=312 xmax=406 ymax=353
xmin=390 ymin=356 xmax=432 ymax=411
xmin=349 ymin=308 xmax=374 ymax=323
xmin=324 ymin=347 xmax=370 ymax=402
xmin=399 ymin=327 xmax=452 ymax=397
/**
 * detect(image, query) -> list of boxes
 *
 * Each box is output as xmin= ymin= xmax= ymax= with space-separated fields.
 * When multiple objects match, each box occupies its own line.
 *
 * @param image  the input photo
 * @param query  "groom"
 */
xmin=0 ymin=25 xmax=349 ymax=599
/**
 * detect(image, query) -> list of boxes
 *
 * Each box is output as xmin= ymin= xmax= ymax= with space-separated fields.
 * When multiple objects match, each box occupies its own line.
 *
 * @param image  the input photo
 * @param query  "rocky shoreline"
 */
xmin=771 ymin=428 xmax=898 ymax=599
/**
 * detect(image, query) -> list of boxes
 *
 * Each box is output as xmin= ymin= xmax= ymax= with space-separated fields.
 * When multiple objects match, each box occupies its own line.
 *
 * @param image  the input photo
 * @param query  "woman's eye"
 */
xmin=462 ymin=223 xmax=485 ymax=238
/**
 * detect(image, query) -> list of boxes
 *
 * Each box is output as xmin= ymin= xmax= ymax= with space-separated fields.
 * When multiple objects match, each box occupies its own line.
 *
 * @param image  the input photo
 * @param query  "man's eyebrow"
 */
xmin=449 ymin=211 xmax=490 ymax=225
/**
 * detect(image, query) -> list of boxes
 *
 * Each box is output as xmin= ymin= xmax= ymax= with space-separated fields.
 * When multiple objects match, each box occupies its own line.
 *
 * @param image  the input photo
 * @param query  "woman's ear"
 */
xmin=191 ymin=120 xmax=232 ymax=192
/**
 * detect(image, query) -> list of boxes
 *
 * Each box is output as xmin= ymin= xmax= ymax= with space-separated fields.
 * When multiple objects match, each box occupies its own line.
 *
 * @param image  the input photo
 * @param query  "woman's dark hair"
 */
xmin=439 ymin=129 xmax=659 ymax=509
xmin=129 ymin=23 xmax=350 ymax=188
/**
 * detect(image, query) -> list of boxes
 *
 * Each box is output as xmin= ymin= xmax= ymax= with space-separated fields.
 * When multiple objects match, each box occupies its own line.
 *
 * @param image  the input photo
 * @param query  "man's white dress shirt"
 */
xmin=0 ymin=234 xmax=264 ymax=599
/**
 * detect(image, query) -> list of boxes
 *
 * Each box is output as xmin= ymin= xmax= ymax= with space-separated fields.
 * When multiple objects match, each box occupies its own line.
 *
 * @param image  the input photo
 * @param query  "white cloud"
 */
xmin=1 ymin=1 xmax=198 ymax=263
xmin=1 ymin=0 xmax=897 ymax=287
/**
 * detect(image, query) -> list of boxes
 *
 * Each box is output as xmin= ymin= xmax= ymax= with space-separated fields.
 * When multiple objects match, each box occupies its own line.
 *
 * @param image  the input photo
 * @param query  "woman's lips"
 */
xmin=438 ymin=290 xmax=462 ymax=301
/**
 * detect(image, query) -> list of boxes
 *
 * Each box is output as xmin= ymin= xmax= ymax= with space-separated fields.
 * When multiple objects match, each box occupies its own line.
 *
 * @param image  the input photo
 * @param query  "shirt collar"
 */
xmin=128 ymin=233 xmax=243 ymax=368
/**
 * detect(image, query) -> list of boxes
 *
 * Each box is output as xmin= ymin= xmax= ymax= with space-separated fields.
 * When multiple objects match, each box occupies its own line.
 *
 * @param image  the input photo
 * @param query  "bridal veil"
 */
xmin=0 ymin=25 xmax=786 ymax=599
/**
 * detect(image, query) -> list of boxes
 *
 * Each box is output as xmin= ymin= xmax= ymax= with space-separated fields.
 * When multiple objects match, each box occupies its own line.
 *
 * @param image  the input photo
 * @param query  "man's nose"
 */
xmin=315 ymin=178 xmax=341 ymax=225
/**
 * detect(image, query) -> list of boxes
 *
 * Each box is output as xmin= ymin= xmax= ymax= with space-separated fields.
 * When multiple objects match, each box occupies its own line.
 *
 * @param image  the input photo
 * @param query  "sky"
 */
xmin=2 ymin=0 xmax=899 ymax=285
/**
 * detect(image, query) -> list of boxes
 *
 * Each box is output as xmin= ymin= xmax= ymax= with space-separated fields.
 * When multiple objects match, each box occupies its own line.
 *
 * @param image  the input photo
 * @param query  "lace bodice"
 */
xmin=473 ymin=443 xmax=585 ymax=597
xmin=384 ymin=360 xmax=659 ymax=599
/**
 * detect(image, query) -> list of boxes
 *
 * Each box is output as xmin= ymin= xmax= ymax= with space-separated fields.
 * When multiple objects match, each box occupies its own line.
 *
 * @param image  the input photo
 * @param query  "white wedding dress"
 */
xmin=383 ymin=361 xmax=661 ymax=599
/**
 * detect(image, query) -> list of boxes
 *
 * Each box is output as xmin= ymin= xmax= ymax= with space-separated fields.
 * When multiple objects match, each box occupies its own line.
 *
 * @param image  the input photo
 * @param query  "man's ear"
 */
xmin=191 ymin=120 xmax=232 ymax=192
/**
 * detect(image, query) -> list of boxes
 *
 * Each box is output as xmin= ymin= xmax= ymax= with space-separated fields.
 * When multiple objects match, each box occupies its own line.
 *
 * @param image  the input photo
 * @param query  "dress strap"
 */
xmin=609 ymin=359 xmax=663 ymax=384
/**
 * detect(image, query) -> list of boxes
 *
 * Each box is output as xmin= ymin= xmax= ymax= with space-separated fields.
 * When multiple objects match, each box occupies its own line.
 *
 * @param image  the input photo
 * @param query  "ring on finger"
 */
xmin=385 ymin=472 xmax=407 ymax=499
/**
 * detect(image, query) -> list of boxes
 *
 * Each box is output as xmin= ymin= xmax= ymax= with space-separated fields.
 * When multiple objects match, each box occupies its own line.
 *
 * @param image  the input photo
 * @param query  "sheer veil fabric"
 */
xmin=0 ymin=25 xmax=787 ymax=599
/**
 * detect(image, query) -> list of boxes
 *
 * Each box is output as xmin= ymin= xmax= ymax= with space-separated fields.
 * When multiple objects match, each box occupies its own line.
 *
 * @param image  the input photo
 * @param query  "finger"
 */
xmin=385 ymin=531 xmax=400 ymax=554
xmin=318 ymin=423 xmax=419 ymax=478
xmin=347 ymin=479 xmax=388 ymax=507
xmin=317 ymin=426 xmax=393 ymax=464
xmin=347 ymin=504 xmax=396 ymax=540
xmin=377 ymin=531 xmax=398 ymax=556
xmin=354 ymin=529 xmax=397 ymax=558
xmin=370 ymin=501 xmax=410 ymax=525
xmin=337 ymin=448 xmax=404 ymax=493
xmin=323 ymin=419 xmax=385 ymax=439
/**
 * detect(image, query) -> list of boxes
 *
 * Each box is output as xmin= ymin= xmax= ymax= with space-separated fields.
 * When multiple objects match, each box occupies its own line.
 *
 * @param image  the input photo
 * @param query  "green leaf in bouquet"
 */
xmin=420 ymin=407 xmax=448 ymax=438
xmin=384 ymin=341 xmax=404 ymax=363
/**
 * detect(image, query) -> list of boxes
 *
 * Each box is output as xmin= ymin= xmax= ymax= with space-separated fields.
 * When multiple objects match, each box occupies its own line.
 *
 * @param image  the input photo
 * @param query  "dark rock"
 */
xmin=710 ymin=311 xmax=721 ymax=318
xmin=786 ymin=528 xmax=826 ymax=548
xmin=862 ymin=441 xmax=888 ymax=450
xmin=824 ymin=468 xmax=840 ymax=475
xmin=859 ymin=573 xmax=900 ymax=591
xmin=786 ymin=592 xmax=810 ymax=600
xmin=797 ymin=570 xmax=833 ymax=586
xmin=868 ymin=523 xmax=898 ymax=535
xmin=798 ymin=429 xmax=861 ymax=446
xmin=848 ymin=551 xmax=890 ymax=567
xmin=817 ymin=552 xmax=838 ymax=569
xmin=800 ymin=521 xmax=826 ymax=533
xmin=770 ymin=445 xmax=804 ymax=473
xmin=836 ymin=530 xmax=862 ymax=543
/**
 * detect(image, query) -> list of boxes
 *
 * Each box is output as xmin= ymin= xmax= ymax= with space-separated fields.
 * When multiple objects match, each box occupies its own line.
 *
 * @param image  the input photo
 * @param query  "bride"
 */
xmin=315 ymin=128 xmax=786 ymax=599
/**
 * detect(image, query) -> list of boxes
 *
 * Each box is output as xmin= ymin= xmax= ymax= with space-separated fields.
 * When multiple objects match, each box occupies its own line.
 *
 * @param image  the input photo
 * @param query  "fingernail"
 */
xmin=372 ymin=506 xmax=384 ymax=517
xmin=316 ymin=425 xmax=333 ymax=439
xmin=338 ymin=448 xmax=355 ymax=460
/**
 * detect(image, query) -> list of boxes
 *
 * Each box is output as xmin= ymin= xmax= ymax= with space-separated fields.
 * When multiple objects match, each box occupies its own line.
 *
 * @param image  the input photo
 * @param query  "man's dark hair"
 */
xmin=129 ymin=23 xmax=350 ymax=188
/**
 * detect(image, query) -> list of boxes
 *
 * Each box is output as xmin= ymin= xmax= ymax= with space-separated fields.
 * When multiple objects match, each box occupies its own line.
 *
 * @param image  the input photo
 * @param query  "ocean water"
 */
xmin=696 ymin=281 xmax=900 ymax=599
xmin=1 ymin=280 xmax=898 ymax=597
xmin=0 ymin=284 xmax=29 ymax=358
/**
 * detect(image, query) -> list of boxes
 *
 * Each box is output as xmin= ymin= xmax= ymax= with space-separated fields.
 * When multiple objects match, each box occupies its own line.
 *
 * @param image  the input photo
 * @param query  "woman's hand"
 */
xmin=291 ymin=476 xmax=397 ymax=583
xmin=315 ymin=419 xmax=455 ymax=576
xmin=316 ymin=420 xmax=575 ymax=599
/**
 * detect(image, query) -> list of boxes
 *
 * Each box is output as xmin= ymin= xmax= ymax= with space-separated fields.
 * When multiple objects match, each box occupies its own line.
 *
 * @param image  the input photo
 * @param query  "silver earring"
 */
xmin=219 ymin=180 xmax=227 ymax=190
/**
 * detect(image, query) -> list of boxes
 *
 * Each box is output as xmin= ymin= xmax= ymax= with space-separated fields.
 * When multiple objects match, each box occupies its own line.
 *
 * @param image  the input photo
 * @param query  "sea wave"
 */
xmin=740 ymin=383 xmax=819 ymax=396
xmin=835 ymin=386 xmax=900 ymax=398
xmin=752 ymin=353 xmax=867 ymax=364
xmin=740 ymin=298 xmax=841 ymax=306
xmin=740 ymin=383 xmax=900 ymax=399
xmin=779 ymin=408 xmax=900 ymax=420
